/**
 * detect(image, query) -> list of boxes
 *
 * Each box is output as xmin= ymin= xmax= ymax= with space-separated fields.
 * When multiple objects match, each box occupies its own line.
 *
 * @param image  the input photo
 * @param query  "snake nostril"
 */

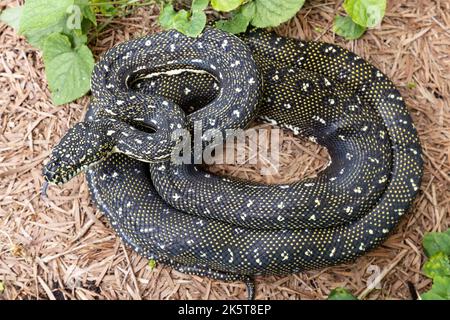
xmin=42 ymin=168 xmax=55 ymax=182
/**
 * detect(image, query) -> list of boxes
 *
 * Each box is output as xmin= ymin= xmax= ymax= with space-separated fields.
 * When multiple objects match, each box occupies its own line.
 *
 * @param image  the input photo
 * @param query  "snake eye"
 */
xmin=43 ymin=122 xmax=109 ymax=185
xmin=129 ymin=120 xmax=156 ymax=134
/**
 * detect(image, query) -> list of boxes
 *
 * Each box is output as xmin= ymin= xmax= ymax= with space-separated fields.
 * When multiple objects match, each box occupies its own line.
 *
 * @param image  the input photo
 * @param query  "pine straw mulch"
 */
xmin=0 ymin=0 xmax=449 ymax=300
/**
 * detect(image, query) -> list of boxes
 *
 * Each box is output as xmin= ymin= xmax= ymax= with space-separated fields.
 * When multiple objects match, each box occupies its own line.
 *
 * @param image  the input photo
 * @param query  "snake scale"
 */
xmin=43 ymin=28 xmax=423 ymax=298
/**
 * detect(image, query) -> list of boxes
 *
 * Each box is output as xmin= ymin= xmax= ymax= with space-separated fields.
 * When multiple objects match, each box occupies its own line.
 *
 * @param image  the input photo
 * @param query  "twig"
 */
xmin=358 ymin=249 xmax=408 ymax=299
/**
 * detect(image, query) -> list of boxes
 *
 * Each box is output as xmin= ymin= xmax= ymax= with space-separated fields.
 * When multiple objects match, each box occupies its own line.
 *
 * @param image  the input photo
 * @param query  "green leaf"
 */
xmin=407 ymin=82 xmax=416 ymax=89
xmin=173 ymin=9 xmax=191 ymax=27
xmin=216 ymin=12 xmax=250 ymax=34
xmin=187 ymin=12 xmax=207 ymax=37
xmin=216 ymin=3 xmax=255 ymax=34
xmin=0 ymin=6 xmax=23 ymax=30
xmin=240 ymin=2 xmax=256 ymax=19
xmin=159 ymin=4 xmax=178 ymax=30
xmin=191 ymin=0 xmax=210 ymax=12
xmin=328 ymin=287 xmax=357 ymax=300
xmin=66 ymin=4 xmax=82 ymax=30
xmin=333 ymin=15 xmax=367 ymax=40
xmin=211 ymin=0 xmax=244 ymax=12
xmin=0 ymin=281 xmax=4 ymax=294
xmin=43 ymin=33 xmax=94 ymax=105
xmin=92 ymin=0 xmax=118 ymax=17
xmin=421 ymin=276 xmax=450 ymax=300
xmin=343 ymin=0 xmax=386 ymax=28
xmin=75 ymin=0 xmax=97 ymax=26
xmin=19 ymin=0 xmax=74 ymax=48
xmin=81 ymin=18 xmax=93 ymax=36
xmin=423 ymin=229 xmax=450 ymax=257
xmin=69 ymin=29 xmax=88 ymax=47
xmin=159 ymin=2 xmax=207 ymax=37
xmin=176 ymin=10 xmax=207 ymax=37
xmin=423 ymin=252 xmax=450 ymax=279
xmin=250 ymin=0 xmax=305 ymax=28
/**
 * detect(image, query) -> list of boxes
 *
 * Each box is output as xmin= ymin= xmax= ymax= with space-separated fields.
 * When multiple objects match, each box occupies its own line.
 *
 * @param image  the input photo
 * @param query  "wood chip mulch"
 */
xmin=0 ymin=0 xmax=449 ymax=300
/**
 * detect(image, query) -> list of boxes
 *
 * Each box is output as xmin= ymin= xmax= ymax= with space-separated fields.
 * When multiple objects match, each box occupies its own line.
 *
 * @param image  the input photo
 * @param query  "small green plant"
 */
xmin=148 ymin=259 xmax=157 ymax=270
xmin=328 ymin=230 xmax=450 ymax=300
xmin=421 ymin=229 xmax=450 ymax=300
xmin=407 ymin=82 xmax=417 ymax=89
xmin=159 ymin=0 xmax=209 ymax=37
xmin=0 ymin=0 xmax=97 ymax=105
xmin=327 ymin=287 xmax=357 ymax=300
xmin=159 ymin=0 xmax=387 ymax=39
xmin=0 ymin=0 xmax=157 ymax=105
xmin=159 ymin=0 xmax=306 ymax=37
xmin=333 ymin=0 xmax=386 ymax=40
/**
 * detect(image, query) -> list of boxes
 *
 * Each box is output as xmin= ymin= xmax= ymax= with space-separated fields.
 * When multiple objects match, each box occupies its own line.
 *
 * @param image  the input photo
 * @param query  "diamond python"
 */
xmin=43 ymin=28 xmax=423 ymax=298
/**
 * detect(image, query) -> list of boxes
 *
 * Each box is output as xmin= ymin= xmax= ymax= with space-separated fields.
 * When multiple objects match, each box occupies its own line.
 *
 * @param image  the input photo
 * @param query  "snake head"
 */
xmin=43 ymin=121 xmax=114 ymax=186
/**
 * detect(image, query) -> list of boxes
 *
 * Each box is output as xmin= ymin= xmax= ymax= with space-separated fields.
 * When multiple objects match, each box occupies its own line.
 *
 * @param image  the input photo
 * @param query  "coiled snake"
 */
xmin=43 ymin=28 xmax=423 ymax=299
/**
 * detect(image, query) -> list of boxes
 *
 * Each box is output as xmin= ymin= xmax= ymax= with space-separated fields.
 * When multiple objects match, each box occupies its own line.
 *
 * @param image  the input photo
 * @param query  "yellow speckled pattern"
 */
xmin=44 ymin=28 xmax=423 ymax=298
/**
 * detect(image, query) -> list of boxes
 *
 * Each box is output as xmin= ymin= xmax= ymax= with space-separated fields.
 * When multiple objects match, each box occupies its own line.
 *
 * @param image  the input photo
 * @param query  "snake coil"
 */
xmin=43 ymin=28 xmax=423 ymax=298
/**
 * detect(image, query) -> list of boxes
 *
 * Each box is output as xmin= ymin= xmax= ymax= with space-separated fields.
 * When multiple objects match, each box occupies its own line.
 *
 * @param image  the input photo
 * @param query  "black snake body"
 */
xmin=43 ymin=28 xmax=423 ymax=297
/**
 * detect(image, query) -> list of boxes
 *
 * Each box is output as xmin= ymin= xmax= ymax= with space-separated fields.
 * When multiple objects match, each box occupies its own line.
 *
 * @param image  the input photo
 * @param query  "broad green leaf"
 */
xmin=69 ymin=29 xmax=88 ymax=47
xmin=250 ymin=0 xmax=305 ymax=28
xmin=0 ymin=6 xmax=22 ymax=30
xmin=421 ymin=291 xmax=447 ymax=300
xmin=159 ymin=4 xmax=177 ymax=30
xmin=172 ymin=10 xmax=191 ymax=28
xmin=333 ymin=15 xmax=366 ymax=40
xmin=176 ymin=10 xmax=207 ymax=37
xmin=66 ymin=4 xmax=82 ymax=30
xmin=19 ymin=0 xmax=74 ymax=48
xmin=211 ymin=0 xmax=244 ymax=12
xmin=421 ymin=276 xmax=450 ymax=300
xmin=43 ymin=33 xmax=94 ymax=105
xmin=328 ymin=287 xmax=357 ymax=300
xmin=81 ymin=18 xmax=94 ymax=37
xmin=423 ymin=229 xmax=450 ymax=257
xmin=24 ymin=24 xmax=67 ymax=49
xmin=60 ymin=13 xmax=89 ymax=48
xmin=423 ymin=252 xmax=450 ymax=279
xmin=75 ymin=0 xmax=97 ymax=25
xmin=20 ymin=0 xmax=72 ymax=33
xmin=240 ymin=2 xmax=256 ymax=19
xmin=187 ymin=10 xmax=207 ymax=37
xmin=191 ymin=0 xmax=210 ymax=12
xmin=216 ymin=12 xmax=251 ymax=34
xmin=343 ymin=0 xmax=386 ymax=28
xmin=159 ymin=3 xmax=207 ymax=37
xmin=0 ymin=281 xmax=4 ymax=294
xmin=216 ymin=3 xmax=255 ymax=34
